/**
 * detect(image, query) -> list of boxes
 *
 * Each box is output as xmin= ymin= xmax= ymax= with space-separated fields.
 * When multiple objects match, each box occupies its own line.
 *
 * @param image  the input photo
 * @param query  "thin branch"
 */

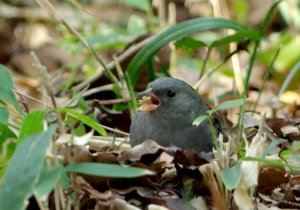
xmin=194 ymin=49 xmax=239 ymax=90
xmin=72 ymin=34 xmax=157 ymax=90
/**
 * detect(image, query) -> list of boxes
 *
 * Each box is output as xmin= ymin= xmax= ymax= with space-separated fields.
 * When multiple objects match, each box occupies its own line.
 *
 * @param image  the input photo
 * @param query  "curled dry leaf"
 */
xmin=257 ymin=163 xmax=288 ymax=194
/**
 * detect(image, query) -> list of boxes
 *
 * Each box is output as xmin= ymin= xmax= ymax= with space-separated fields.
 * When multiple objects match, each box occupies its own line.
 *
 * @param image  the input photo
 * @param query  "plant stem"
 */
xmin=253 ymin=47 xmax=281 ymax=111
xmin=208 ymin=112 xmax=219 ymax=150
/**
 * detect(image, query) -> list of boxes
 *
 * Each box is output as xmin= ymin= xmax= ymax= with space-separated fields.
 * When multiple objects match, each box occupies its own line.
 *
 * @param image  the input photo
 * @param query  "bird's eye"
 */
xmin=167 ymin=89 xmax=176 ymax=98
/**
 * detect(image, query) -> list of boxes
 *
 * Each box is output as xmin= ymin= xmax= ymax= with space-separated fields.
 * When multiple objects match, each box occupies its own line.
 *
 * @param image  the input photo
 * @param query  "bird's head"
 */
xmin=137 ymin=77 xmax=199 ymax=113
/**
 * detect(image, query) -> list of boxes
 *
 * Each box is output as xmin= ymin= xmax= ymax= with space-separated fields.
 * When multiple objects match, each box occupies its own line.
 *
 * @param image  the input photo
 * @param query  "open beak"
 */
xmin=136 ymin=88 xmax=161 ymax=112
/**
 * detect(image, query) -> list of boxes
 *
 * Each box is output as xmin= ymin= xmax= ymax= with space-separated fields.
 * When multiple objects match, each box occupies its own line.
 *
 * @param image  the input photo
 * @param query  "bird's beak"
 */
xmin=136 ymin=88 xmax=161 ymax=112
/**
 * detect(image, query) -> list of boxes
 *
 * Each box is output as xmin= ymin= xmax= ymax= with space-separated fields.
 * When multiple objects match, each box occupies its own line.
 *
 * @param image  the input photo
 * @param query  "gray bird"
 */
xmin=130 ymin=77 xmax=222 ymax=153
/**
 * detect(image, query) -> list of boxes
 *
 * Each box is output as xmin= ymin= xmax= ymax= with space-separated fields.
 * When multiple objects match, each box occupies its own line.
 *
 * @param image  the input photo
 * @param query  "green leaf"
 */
xmin=259 ymin=1 xmax=282 ymax=36
xmin=18 ymin=110 xmax=44 ymax=143
xmin=221 ymin=162 xmax=242 ymax=190
xmin=209 ymin=30 xmax=260 ymax=48
xmin=59 ymin=108 xmax=107 ymax=136
xmin=0 ymin=65 xmax=23 ymax=114
xmin=34 ymin=165 xmax=63 ymax=199
xmin=0 ymin=107 xmax=9 ymax=125
xmin=126 ymin=18 xmax=248 ymax=87
xmin=192 ymin=115 xmax=208 ymax=127
xmin=65 ymin=85 xmax=90 ymax=107
xmin=292 ymin=141 xmax=300 ymax=151
xmin=128 ymin=15 xmax=147 ymax=35
xmin=175 ymin=36 xmax=208 ymax=49
xmin=0 ymin=125 xmax=57 ymax=210
xmin=64 ymin=162 xmax=154 ymax=178
xmin=214 ymin=98 xmax=249 ymax=111
xmin=120 ymin=0 xmax=151 ymax=11
xmin=278 ymin=59 xmax=300 ymax=99
xmin=0 ymin=124 xmax=16 ymax=154
xmin=241 ymin=156 xmax=300 ymax=169
xmin=64 ymin=115 xmax=86 ymax=136
xmin=263 ymin=139 xmax=287 ymax=157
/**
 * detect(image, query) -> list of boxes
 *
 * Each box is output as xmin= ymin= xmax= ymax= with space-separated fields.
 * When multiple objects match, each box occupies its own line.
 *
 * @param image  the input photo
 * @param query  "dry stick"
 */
xmin=72 ymin=34 xmax=157 ymax=90
xmin=31 ymin=52 xmax=65 ymax=134
xmin=66 ymin=100 xmax=130 ymax=136
xmin=198 ymin=47 xmax=212 ymax=79
xmin=65 ymin=100 xmax=98 ymax=133
xmin=82 ymin=84 xmax=114 ymax=97
xmin=12 ymin=89 xmax=53 ymax=108
xmin=36 ymin=0 xmax=118 ymax=85
xmin=14 ymin=89 xmax=30 ymax=113
xmin=193 ymin=49 xmax=239 ymax=90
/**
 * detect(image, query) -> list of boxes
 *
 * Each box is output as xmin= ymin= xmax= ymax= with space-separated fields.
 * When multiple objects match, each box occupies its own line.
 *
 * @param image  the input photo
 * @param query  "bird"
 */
xmin=129 ymin=77 xmax=222 ymax=153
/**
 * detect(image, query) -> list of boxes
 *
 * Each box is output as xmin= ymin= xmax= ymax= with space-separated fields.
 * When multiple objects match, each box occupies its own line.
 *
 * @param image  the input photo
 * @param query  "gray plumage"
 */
xmin=130 ymin=77 xmax=221 ymax=153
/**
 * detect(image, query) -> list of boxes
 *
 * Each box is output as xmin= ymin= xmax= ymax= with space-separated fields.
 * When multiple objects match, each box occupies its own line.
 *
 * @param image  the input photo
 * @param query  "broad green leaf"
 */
xmin=192 ymin=115 xmax=208 ymax=127
xmin=0 ymin=125 xmax=57 ymax=210
xmin=18 ymin=110 xmax=44 ymax=143
xmin=221 ymin=162 xmax=242 ymax=190
xmin=0 ymin=107 xmax=9 ymax=125
xmin=175 ymin=37 xmax=208 ymax=49
xmin=279 ymin=149 xmax=291 ymax=156
xmin=59 ymin=108 xmax=107 ymax=136
xmin=241 ymin=156 xmax=300 ymax=169
xmin=127 ymin=18 xmax=248 ymax=87
xmin=214 ymin=98 xmax=249 ymax=111
xmin=263 ymin=139 xmax=287 ymax=157
xmin=120 ymin=0 xmax=151 ymax=11
xmin=64 ymin=162 xmax=154 ymax=178
xmin=34 ymin=165 xmax=63 ymax=199
xmin=209 ymin=30 xmax=260 ymax=48
xmin=0 ymin=65 xmax=22 ymax=114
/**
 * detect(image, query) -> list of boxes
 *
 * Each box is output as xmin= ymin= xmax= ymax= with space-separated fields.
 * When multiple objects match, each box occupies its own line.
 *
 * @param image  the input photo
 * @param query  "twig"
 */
xmin=14 ymin=89 xmax=30 ymax=113
xmin=12 ymin=89 xmax=53 ymax=108
xmin=31 ymin=51 xmax=65 ymax=134
xmin=36 ymin=0 xmax=118 ymax=85
xmin=66 ymin=100 xmax=98 ymax=133
xmin=72 ymin=34 xmax=158 ymax=90
xmin=66 ymin=100 xmax=130 ymax=136
xmin=87 ymin=98 xmax=130 ymax=105
xmin=193 ymin=49 xmax=239 ymax=90
xmin=82 ymin=84 xmax=114 ymax=97
xmin=198 ymin=47 xmax=212 ymax=79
